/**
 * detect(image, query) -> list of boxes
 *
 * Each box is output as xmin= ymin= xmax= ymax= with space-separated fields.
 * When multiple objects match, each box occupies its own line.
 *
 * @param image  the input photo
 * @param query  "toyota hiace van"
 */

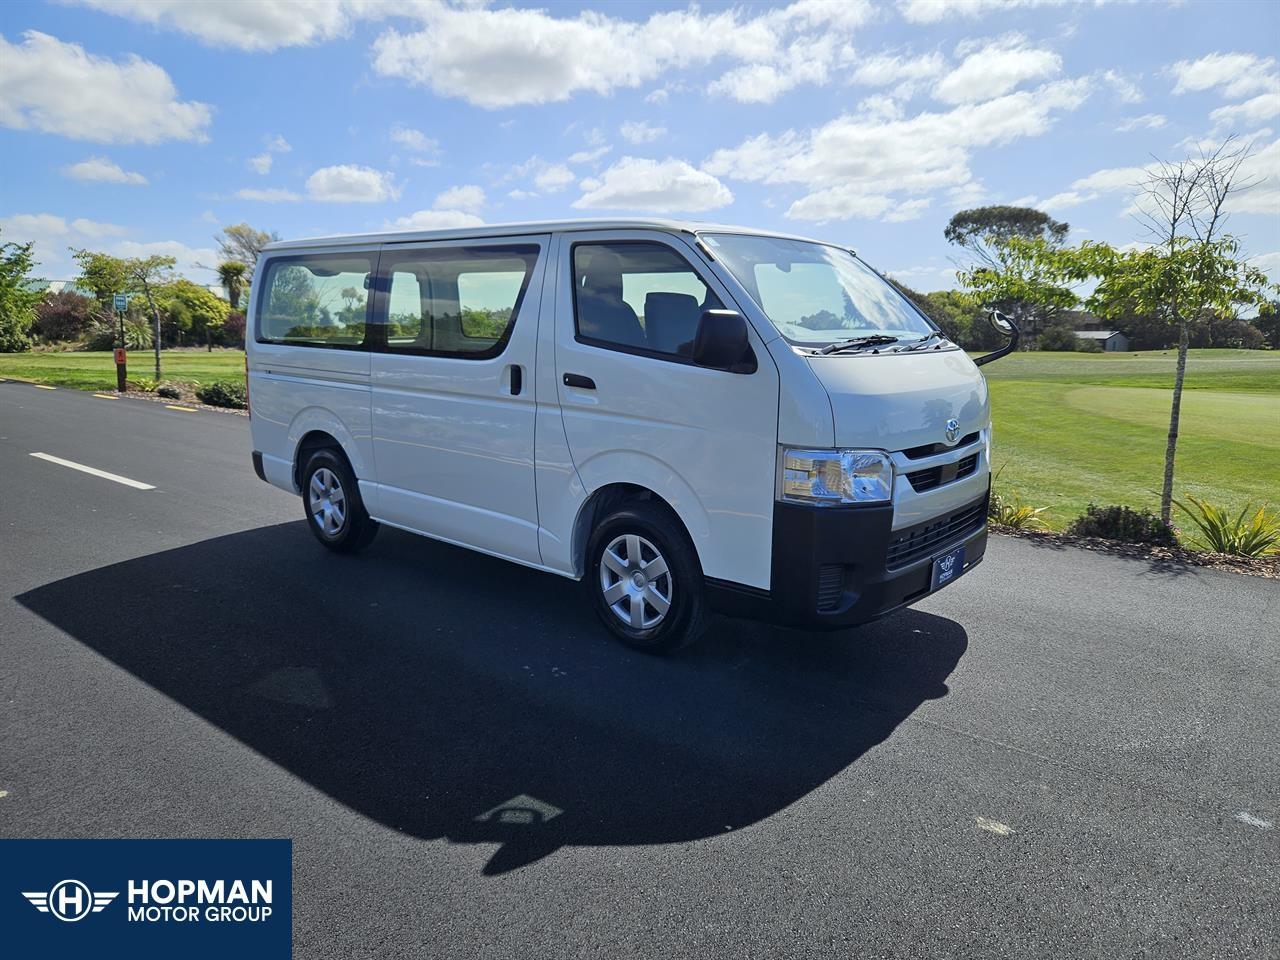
xmin=246 ymin=219 xmax=1013 ymax=652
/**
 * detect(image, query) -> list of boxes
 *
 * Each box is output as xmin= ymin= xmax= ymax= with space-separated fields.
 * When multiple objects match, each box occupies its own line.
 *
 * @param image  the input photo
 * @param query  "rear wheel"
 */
xmin=586 ymin=501 xmax=707 ymax=653
xmin=301 ymin=448 xmax=378 ymax=553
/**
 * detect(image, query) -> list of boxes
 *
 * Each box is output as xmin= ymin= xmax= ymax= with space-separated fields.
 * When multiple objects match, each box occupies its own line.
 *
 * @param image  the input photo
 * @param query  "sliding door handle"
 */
xmin=508 ymin=364 xmax=523 ymax=396
xmin=563 ymin=373 xmax=596 ymax=390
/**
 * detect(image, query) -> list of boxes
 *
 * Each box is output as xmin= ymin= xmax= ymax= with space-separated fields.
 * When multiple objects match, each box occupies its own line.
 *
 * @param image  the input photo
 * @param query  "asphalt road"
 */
xmin=1 ymin=379 xmax=1276 ymax=960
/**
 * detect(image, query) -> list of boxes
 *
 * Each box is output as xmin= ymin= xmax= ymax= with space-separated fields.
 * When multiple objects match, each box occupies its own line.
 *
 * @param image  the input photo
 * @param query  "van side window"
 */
xmin=257 ymin=254 xmax=373 ymax=347
xmin=572 ymin=242 xmax=722 ymax=359
xmin=379 ymin=245 xmax=539 ymax=357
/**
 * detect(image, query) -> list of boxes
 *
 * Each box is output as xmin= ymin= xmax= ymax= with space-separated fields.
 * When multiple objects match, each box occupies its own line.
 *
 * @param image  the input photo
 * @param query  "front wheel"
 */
xmin=586 ymin=502 xmax=707 ymax=653
xmin=301 ymin=448 xmax=378 ymax=553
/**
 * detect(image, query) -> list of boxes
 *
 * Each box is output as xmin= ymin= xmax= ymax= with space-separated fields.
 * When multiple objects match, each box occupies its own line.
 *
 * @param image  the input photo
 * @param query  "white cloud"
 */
xmin=371 ymin=2 xmax=873 ymax=108
xmin=619 ymin=121 xmax=666 ymax=144
xmin=534 ymin=164 xmax=576 ymax=193
xmin=390 ymin=209 xmax=485 ymax=231
xmin=0 ymin=31 xmax=212 ymax=143
xmin=0 ymin=212 xmax=212 ymax=280
xmin=433 ymin=184 xmax=485 ymax=214
xmin=1168 ymin=52 xmax=1280 ymax=99
xmin=707 ymin=33 xmax=847 ymax=104
xmin=248 ymin=134 xmax=291 ymax=174
xmin=1252 ymin=250 xmax=1280 ymax=284
xmin=67 ymin=0 xmax=372 ymax=52
xmin=114 ymin=239 xmax=219 ymax=277
xmin=899 ymin=0 xmax=1084 ymax=23
xmin=61 ymin=156 xmax=148 ymax=185
xmin=568 ymin=145 xmax=612 ymax=164
xmin=1230 ymin=137 xmax=1280 ymax=216
xmin=573 ymin=157 xmax=732 ymax=212
xmin=1097 ymin=69 xmax=1144 ymax=105
xmin=508 ymin=189 xmax=537 ymax=200
xmin=235 ymin=187 xmax=300 ymax=203
xmin=1115 ymin=113 xmax=1167 ymax=133
xmin=885 ymin=198 xmax=932 ymax=222
xmin=849 ymin=51 xmax=947 ymax=90
xmin=934 ymin=35 xmax=1061 ymax=104
xmin=1210 ymin=93 xmax=1280 ymax=132
xmin=706 ymin=77 xmax=1091 ymax=222
xmin=305 ymin=165 xmax=400 ymax=203
xmin=390 ymin=124 xmax=441 ymax=165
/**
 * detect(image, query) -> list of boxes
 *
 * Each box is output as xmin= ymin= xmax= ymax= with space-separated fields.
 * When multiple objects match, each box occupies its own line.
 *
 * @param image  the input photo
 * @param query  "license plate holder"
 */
xmin=930 ymin=544 xmax=966 ymax=591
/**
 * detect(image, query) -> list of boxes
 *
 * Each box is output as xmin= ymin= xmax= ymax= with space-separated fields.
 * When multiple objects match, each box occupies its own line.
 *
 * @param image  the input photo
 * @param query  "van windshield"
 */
xmin=701 ymin=233 xmax=936 ymax=348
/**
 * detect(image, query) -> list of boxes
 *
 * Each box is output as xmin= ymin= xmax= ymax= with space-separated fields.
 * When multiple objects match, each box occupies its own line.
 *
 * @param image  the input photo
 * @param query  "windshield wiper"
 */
xmin=817 ymin=334 xmax=899 ymax=355
xmin=896 ymin=331 xmax=950 ymax=352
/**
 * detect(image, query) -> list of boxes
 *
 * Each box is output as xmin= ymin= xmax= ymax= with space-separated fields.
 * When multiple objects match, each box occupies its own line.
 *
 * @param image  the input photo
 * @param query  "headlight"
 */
xmin=779 ymin=448 xmax=894 ymax=505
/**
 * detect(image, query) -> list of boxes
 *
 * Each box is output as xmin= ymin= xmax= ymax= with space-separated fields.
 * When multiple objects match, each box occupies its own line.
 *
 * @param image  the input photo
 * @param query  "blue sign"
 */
xmin=113 ymin=293 xmax=128 ymax=311
xmin=0 ymin=839 xmax=291 ymax=959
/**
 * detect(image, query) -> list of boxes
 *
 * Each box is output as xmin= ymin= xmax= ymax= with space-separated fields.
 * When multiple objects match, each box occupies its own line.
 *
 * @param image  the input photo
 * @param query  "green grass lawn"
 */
xmin=4 ymin=346 xmax=1277 ymax=532
xmin=0 ymin=349 xmax=245 ymax=390
xmin=983 ymin=349 xmax=1280 ymax=528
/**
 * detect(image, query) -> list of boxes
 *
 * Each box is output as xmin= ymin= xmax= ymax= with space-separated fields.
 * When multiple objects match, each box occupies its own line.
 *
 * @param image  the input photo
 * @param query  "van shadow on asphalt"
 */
xmin=17 ymin=521 xmax=968 ymax=875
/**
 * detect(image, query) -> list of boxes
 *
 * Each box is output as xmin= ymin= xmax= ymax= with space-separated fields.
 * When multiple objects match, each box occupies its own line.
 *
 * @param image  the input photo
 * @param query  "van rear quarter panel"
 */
xmin=247 ymin=249 xmax=377 ymax=504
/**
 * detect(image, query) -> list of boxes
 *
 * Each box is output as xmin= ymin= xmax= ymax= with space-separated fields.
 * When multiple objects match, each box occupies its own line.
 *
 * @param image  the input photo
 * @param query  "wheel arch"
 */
xmin=570 ymin=481 xmax=703 ymax=579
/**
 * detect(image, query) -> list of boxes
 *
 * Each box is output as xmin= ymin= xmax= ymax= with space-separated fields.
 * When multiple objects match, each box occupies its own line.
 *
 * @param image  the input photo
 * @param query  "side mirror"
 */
xmin=973 ymin=309 xmax=1021 ymax=367
xmin=692 ymin=310 xmax=756 ymax=373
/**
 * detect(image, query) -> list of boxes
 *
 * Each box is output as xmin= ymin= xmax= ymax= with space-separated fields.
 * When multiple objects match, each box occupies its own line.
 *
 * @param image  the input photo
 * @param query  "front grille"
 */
xmin=886 ymin=499 xmax=986 ymax=570
xmin=905 ymin=452 xmax=980 ymax=492
xmin=902 ymin=432 xmax=980 ymax=460
xmin=816 ymin=564 xmax=845 ymax=612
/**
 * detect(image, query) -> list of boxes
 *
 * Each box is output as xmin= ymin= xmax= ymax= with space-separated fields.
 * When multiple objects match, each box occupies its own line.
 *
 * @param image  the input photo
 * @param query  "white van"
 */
xmin=246 ymin=219 xmax=1013 ymax=652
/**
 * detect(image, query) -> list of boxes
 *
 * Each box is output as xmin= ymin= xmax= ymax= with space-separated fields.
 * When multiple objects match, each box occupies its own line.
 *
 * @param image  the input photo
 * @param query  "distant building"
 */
xmin=1073 ymin=329 xmax=1130 ymax=352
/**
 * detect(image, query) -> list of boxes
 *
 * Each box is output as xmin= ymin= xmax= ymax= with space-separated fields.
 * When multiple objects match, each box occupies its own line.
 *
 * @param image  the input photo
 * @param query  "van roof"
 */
xmin=261 ymin=217 xmax=829 ymax=252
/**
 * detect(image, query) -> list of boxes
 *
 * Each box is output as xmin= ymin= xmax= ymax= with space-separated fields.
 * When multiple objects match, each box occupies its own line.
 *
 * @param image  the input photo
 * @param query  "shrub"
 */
xmin=1067 ymin=504 xmax=1177 ymax=546
xmin=222 ymin=310 xmax=246 ymax=347
xmin=196 ymin=379 xmax=247 ymax=409
xmin=35 ymin=290 xmax=94 ymax=343
xmin=1036 ymin=325 xmax=1081 ymax=352
xmin=86 ymin=314 xmax=152 ymax=351
xmin=156 ymin=383 xmax=182 ymax=399
xmin=988 ymin=489 xmax=1048 ymax=530
xmin=130 ymin=376 xmax=160 ymax=392
xmin=1174 ymin=496 xmax=1280 ymax=557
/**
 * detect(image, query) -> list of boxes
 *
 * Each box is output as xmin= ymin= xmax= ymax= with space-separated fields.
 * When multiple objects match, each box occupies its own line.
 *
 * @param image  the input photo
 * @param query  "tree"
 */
xmin=1059 ymin=139 xmax=1272 ymax=523
xmin=35 ymin=289 xmax=95 ymax=343
xmin=946 ymin=206 xmax=1073 ymax=341
xmin=0 ymin=231 xmax=44 ymax=352
xmin=217 ymin=223 xmax=277 ymax=281
xmin=945 ymin=205 xmax=1070 ymax=270
xmin=1037 ymin=325 xmax=1085 ymax=352
xmin=956 ymin=234 xmax=1081 ymax=340
xmin=1254 ymin=300 xmax=1280 ymax=349
xmin=159 ymin=279 xmax=230 ymax=351
xmin=71 ymin=249 xmax=129 ymax=321
xmin=217 ymin=261 xmax=248 ymax=310
xmin=123 ymin=255 xmax=177 ymax=377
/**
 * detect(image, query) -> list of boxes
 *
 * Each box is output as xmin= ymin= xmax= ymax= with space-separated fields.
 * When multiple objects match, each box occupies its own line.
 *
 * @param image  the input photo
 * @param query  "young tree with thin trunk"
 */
xmin=1062 ymin=139 xmax=1271 ymax=524
xmin=123 ymin=255 xmax=177 ymax=378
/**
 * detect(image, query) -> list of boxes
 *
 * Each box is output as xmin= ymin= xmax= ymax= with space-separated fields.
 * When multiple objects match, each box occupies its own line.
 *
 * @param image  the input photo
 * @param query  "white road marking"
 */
xmin=29 ymin=452 xmax=155 ymax=490
xmin=1236 ymin=811 xmax=1273 ymax=829
xmin=165 ymin=405 xmax=196 ymax=412
xmin=34 ymin=384 xmax=56 ymax=390
xmin=975 ymin=816 xmax=1016 ymax=836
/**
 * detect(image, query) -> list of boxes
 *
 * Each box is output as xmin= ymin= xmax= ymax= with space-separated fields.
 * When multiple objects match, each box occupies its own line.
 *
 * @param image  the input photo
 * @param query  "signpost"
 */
xmin=113 ymin=293 xmax=128 ymax=392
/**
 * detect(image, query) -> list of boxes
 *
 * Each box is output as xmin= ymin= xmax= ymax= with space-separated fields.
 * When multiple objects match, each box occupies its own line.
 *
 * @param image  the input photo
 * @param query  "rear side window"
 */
xmin=257 ymin=254 xmax=373 ymax=347
xmin=380 ymin=245 xmax=539 ymax=357
xmin=572 ymin=242 xmax=722 ymax=359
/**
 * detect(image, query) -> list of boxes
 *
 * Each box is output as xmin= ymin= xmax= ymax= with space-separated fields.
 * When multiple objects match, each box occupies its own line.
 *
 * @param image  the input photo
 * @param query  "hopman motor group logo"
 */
xmin=22 ymin=877 xmax=274 ymax=924
xmin=23 ymin=880 xmax=118 ymax=921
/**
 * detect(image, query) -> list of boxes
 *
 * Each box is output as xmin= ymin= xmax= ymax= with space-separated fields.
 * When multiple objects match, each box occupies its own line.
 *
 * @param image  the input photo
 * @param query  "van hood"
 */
xmin=805 ymin=349 xmax=988 ymax=452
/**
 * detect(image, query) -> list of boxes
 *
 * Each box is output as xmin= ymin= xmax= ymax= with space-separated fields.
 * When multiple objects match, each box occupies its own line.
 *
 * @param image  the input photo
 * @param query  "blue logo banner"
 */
xmin=0 ymin=839 xmax=292 ymax=959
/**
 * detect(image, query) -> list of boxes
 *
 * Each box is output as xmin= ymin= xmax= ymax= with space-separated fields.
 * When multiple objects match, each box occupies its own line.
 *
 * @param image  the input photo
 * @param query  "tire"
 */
xmin=300 ymin=448 xmax=378 ymax=554
xmin=586 ymin=501 xmax=708 ymax=653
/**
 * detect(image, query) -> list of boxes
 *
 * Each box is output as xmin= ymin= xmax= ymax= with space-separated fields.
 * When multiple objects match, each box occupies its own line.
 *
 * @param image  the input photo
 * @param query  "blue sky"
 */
xmin=2 ymin=0 xmax=1278 ymax=290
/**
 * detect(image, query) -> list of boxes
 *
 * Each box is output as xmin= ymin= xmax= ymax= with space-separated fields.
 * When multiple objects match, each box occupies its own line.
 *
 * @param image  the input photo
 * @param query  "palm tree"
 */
xmin=217 ymin=261 xmax=248 ymax=310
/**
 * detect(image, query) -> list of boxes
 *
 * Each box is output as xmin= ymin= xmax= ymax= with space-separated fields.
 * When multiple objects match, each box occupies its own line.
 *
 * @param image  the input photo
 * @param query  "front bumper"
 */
xmin=706 ymin=487 xmax=989 ymax=631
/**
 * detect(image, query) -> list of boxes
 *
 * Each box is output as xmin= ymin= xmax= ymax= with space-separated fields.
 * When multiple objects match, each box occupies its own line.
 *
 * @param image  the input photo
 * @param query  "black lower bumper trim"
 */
xmin=707 ymin=489 xmax=989 ymax=631
xmin=251 ymin=450 xmax=267 ymax=483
